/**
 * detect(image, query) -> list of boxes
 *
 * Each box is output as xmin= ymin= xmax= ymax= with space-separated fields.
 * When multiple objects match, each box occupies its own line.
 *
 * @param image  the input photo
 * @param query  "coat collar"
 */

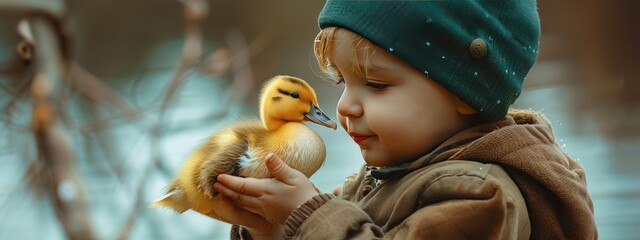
xmin=371 ymin=109 xmax=546 ymax=180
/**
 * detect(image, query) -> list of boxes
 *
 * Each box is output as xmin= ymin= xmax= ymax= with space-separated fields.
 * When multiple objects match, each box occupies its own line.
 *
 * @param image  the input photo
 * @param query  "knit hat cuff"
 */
xmin=319 ymin=1 xmax=540 ymax=121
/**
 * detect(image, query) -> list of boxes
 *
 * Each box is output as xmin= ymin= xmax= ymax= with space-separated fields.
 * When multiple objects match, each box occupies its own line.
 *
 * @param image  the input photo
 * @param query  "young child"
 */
xmin=213 ymin=1 xmax=598 ymax=239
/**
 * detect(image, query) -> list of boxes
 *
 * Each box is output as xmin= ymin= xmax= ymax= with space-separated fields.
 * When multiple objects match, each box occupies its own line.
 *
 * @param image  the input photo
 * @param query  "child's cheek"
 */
xmin=367 ymin=109 xmax=398 ymax=138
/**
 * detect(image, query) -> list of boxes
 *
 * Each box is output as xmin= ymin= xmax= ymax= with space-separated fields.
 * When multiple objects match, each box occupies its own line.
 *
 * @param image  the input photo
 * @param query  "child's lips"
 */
xmin=350 ymin=134 xmax=374 ymax=144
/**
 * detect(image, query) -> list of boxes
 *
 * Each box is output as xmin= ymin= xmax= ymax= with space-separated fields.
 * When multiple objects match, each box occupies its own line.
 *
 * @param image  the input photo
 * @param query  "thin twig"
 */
xmin=169 ymin=30 xmax=273 ymax=133
xmin=69 ymin=63 xmax=140 ymax=114
xmin=116 ymin=0 xmax=208 ymax=239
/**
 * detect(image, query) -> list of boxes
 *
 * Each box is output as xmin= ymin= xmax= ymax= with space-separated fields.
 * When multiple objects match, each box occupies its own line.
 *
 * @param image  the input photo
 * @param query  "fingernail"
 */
xmin=265 ymin=153 xmax=274 ymax=163
xmin=217 ymin=175 xmax=225 ymax=181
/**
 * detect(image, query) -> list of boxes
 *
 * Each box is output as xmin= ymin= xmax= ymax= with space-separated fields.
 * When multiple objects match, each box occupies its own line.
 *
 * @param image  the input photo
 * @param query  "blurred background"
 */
xmin=0 ymin=0 xmax=638 ymax=239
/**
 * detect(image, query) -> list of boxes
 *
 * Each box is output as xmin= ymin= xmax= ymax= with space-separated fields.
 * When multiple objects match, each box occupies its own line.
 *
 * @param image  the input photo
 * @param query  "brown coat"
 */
xmin=236 ymin=109 xmax=598 ymax=239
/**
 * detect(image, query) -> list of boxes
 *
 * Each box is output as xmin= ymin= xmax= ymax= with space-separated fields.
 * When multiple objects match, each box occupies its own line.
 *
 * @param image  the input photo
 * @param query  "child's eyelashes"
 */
xmin=332 ymin=78 xmax=389 ymax=91
xmin=365 ymin=81 xmax=389 ymax=90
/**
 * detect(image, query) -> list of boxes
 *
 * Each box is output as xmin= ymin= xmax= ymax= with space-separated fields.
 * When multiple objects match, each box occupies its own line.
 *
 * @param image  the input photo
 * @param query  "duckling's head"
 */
xmin=259 ymin=75 xmax=337 ymax=131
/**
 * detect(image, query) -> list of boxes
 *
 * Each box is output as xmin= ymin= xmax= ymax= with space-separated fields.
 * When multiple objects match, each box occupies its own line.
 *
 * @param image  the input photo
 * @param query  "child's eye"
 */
xmin=365 ymin=81 xmax=389 ymax=90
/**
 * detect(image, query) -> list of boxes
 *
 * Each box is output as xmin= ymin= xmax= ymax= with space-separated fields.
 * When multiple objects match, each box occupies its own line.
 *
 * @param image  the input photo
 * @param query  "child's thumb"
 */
xmin=265 ymin=153 xmax=297 ymax=183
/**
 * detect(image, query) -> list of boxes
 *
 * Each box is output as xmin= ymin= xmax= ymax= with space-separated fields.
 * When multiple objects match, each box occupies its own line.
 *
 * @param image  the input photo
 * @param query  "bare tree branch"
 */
xmin=2 ymin=0 xmax=260 ymax=238
xmin=26 ymin=15 xmax=97 ymax=240
xmin=157 ymin=0 xmax=207 ymax=117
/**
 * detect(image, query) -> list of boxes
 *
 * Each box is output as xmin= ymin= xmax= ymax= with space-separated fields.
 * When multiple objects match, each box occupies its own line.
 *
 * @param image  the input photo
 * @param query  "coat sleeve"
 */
xmin=285 ymin=165 xmax=530 ymax=240
xmin=286 ymin=197 xmax=384 ymax=239
xmin=230 ymin=225 xmax=252 ymax=240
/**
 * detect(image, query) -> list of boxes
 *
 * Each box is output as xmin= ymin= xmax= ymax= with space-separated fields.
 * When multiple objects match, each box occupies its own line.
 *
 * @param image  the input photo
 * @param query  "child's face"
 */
xmin=328 ymin=29 xmax=470 ymax=167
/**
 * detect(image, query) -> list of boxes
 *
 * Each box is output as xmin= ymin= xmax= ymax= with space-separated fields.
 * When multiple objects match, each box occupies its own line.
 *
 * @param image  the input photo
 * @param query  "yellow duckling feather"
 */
xmin=151 ymin=75 xmax=336 ymax=220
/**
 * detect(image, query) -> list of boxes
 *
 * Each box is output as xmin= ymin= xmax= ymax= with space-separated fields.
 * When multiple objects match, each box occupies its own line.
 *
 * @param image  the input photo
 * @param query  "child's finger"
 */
xmin=217 ymin=174 xmax=263 ymax=197
xmin=214 ymin=182 xmax=263 ymax=213
xmin=264 ymin=153 xmax=300 ymax=184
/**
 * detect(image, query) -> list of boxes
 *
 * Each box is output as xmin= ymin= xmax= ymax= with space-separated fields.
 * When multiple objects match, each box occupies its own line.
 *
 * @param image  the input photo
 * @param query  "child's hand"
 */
xmin=214 ymin=153 xmax=320 ymax=225
xmin=211 ymin=197 xmax=277 ymax=238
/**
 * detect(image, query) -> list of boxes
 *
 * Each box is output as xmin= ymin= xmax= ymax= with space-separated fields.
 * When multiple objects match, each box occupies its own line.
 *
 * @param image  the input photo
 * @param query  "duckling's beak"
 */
xmin=304 ymin=103 xmax=337 ymax=130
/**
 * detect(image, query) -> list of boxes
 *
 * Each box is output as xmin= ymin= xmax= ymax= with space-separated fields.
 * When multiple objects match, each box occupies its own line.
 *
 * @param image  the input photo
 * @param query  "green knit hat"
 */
xmin=318 ymin=0 xmax=540 ymax=121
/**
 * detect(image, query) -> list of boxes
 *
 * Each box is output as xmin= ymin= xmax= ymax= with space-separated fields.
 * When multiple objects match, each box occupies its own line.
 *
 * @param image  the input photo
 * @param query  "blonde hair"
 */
xmin=313 ymin=27 xmax=377 ymax=81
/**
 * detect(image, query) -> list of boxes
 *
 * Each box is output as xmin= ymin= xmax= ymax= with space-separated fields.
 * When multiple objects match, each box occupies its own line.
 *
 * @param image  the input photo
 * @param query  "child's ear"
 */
xmin=454 ymin=97 xmax=477 ymax=115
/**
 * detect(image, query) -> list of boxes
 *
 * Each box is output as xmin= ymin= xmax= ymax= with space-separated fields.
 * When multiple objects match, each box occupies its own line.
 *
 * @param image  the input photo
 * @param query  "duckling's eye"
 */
xmin=291 ymin=92 xmax=300 ymax=99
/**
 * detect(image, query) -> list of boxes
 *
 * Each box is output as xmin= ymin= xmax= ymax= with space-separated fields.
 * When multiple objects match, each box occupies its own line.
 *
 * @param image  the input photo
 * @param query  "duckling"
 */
xmin=151 ymin=75 xmax=337 ymax=221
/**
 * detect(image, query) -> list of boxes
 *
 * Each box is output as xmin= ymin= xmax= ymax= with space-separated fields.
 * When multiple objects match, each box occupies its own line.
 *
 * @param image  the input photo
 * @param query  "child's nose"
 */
xmin=337 ymin=90 xmax=363 ymax=118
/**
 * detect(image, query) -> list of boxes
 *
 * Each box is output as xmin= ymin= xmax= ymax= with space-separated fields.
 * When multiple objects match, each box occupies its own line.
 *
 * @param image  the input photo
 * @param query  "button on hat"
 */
xmin=470 ymin=38 xmax=488 ymax=59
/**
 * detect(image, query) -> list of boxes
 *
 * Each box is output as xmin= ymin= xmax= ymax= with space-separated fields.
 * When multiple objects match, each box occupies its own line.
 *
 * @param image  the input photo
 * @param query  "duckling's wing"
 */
xmin=231 ymin=122 xmax=273 ymax=177
xmin=196 ymin=119 xmax=266 ymax=197
xmin=197 ymin=132 xmax=247 ymax=198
